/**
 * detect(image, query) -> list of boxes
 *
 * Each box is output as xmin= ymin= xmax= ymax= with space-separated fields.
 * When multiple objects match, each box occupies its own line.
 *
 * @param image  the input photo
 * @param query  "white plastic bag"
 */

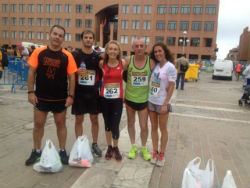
xmin=69 ymin=135 xmax=93 ymax=167
xmin=222 ymin=170 xmax=237 ymax=188
xmin=182 ymin=168 xmax=200 ymax=188
xmin=33 ymin=139 xmax=62 ymax=173
xmin=182 ymin=157 xmax=214 ymax=188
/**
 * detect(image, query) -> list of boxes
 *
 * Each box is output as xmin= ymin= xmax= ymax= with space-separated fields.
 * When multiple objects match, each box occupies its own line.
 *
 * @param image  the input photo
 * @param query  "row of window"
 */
xmin=122 ymin=4 xmax=216 ymax=15
xmin=1 ymin=30 xmax=213 ymax=47
xmin=1 ymin=4 xmax=92 ymax=13
xmin=122 ymin=20 xmax=215 ymax=31
xmin=2 ymin=17 xmax=92 ymax=28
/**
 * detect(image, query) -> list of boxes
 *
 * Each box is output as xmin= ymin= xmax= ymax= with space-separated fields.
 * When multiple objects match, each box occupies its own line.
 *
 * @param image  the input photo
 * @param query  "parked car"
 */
xmin=212 ymin=60 xmax=233 ymax=80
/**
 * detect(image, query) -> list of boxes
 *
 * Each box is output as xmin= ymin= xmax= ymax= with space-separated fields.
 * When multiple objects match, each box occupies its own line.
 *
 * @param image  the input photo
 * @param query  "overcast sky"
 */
xmin=216 ymin=0 xmax=250 ymax=59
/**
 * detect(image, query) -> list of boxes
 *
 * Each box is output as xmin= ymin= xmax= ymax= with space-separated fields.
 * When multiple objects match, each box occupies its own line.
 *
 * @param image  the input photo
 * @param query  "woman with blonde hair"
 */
xmin=99 ymin=40 xmax=127 ymax=161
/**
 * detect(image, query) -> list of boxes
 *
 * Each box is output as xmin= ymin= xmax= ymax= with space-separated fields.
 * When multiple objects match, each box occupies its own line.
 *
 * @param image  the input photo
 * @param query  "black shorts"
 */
xmin=71 ymin=94 xmax=100 ymax=115
xmin=35 ymin=99 xmax=66 ymax=113
xmin=125 ymin=99 xmax=148 ymax=111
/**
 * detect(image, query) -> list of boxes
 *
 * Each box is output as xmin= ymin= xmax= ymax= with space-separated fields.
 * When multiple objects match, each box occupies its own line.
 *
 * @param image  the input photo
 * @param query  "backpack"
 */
xmin=180 ymin=63 xmax=188 ymax=72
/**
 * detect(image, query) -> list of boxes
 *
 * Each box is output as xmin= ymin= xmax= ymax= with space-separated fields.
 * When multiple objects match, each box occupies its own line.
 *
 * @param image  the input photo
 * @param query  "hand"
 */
xmin=28 ymin=93 xmax=38 ymax=106
xmin=77 ymin=68 xmax=87 ymax=76
xmin=160 ymin=104 xmax=168 ymax=113
xmin=65 ymin=96 xmax=74 ymax=107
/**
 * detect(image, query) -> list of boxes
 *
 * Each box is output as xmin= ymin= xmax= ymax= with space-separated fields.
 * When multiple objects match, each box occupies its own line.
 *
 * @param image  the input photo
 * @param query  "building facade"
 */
xmin=238 ymin=27 xmax=250 ymax=62
xmin=0 ymin=0 xmax=219 ymax=61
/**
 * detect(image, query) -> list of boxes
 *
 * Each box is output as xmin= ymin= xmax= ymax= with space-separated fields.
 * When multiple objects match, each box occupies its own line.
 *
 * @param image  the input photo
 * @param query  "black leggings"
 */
xmin=100 ymin=97 xmax=123 ymax=140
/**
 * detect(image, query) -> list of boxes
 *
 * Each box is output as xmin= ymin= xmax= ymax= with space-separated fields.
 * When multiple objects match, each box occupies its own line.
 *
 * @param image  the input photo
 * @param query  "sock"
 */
xmin=36 ymin=149 xmax=41 ymax=153
xmin=132 ymin=144 xmax=137 ymax=147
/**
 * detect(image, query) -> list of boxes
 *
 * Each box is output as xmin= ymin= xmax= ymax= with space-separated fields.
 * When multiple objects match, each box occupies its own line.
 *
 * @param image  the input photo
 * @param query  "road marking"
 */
xmin=174 ymin=98 xmax=238 ymax=106
xmin=172 ymin=112 xmax=250 ymax=124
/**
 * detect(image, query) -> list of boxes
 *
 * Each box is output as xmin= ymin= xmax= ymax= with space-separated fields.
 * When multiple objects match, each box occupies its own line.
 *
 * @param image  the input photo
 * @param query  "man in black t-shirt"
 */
xmin=71 ymin=30 xmax=102 ymax=157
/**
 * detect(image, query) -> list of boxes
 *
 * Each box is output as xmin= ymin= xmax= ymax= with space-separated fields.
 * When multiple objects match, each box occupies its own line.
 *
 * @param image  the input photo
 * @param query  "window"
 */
xmin=192 ymin=21 xmax=201 ymax=31
xmin=65 ymin=4 xmax=72 ymax=13
xmin=204 ymin=38 xmax=212 ymax=47
xmin=2 ymin=4 xmax=8 ymax=12
xmin=75 ymin=34 xmax=81 ymax=41
xmin=86 ymin=4 xmax=92 ymax=13
xmin=132 ymin=20 xmax=140 ymax=30
xmin=46 ymin=18 xmax=52 ymax=27
xmin=193 ymin=6 xmax=202 ymax=14
xmin=143 ymin=21 xmax=151 ymax=30
xmin=169 ymin=5 xmax=178 ymax=14
xmin=180 ymin=21 xmax=189 ymax=31
xmin=181 ymin=5 xmax=190 ymax=14
xmin=20 ymin=18 xmax=25 ymax=26
xmin=133 ymin=5 xmax=140 ymax=14
xmin=85 ymin=19 xmax=92 ymax=28
xmin=37 ymin=18 xmax=43 ymax=26
xmin=121 ymin=35 xmax=128 ymax=44
xmin=156 ymin=21 xmax=165 ymax=30
xmin=28 ymin=18 xmax=34 ymax=26
xmin=122 ymin=5 xmax=129 ymax=14
xmin=28 ymin=4 xmax=34 ymax=12
xmin=65 ymin=19 xmax=71 ymax=27
xmin=157 ymin=5 xmax=166 ymax=14
xmin=46 ymin=4 xmax=52 ymax=13
xmin=131 ymin=35 xmax=137 ymax=43
xmin=46 ymin=32 xmax=49 ymax=40
xmin=3 ymin=31 xmax=8 ymax=38
xmin=204 ymin=22 xmax=214 ymax=31
xmin=155 ymin=36 xmax=164 ymax=42
xmin=2 ymin=17 xmax=8 ymax=26
xmin=20 ymin=31 xmax=25 ymax=40
xmin=11 ymin=17 xmax=16 ymax=26
xmin=144 ymin=5 xmax=152 ymax=14
xmin=11 ymin=4 xmax=17 ymax=12
xmin=65 ymin=33 xmax=71 ymax=41
xmin=167 ymin=37 xmax=176 ymax=46
xmin=55 ymin=19 xmax=62 ymax=26
xmin=28 ymin=31 xmax=34 ymax=40
xmin=144 ymin=36 xmax=150 ymax=45
xmin=206 ymin=5 xmax=216 ymax=14
xmin=37 ymin=4 xmax=43 ymax=12
xmin=12 ymin=31 xmax=17 ymax=39
xmin=76 ymin=19 xmax=82 ymax=28
xmin=55 ymin=4 xmax=62 ymax=13
xmin=19 ymin=4 xmax=25 ymax=12
xmin=76 ymin=4 xmax=82 ymax=13
xmin=190 ymin=38 xmax=200 ymax=47
xmin=168 ymin=21 xmax=177 ymax=30
xmin=37 ymin=32 xmax=43 ymax=40
xmin=121 ymin=20 xmax=129 ymax=29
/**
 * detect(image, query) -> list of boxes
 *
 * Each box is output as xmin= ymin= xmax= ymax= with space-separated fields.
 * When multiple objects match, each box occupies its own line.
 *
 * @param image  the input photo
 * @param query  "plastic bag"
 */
xmin=222 ymin=170 xmax=237 ymax=188
xmin=182 ymin=168 xmax=200 ymax=188
xmin=69 ymin=135 xmax=93 ymax=167
xmin=33 ymin=139 xmax=62 ymax=173
xmin=182 ymin=157 xmax=214 ymax=188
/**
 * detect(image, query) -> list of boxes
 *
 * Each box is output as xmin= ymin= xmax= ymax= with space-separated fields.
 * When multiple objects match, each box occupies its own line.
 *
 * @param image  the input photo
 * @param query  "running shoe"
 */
xmin=150 ymin=151 xmax=158 ymax=164
xmin=140 ymin=147 xmax=151 ymax=161
xmin=105 ymin=145 xmax=113 ymax=160
xmin=128 ymin=145 xmax=138 ymax=159
xmin=25 ymin=149 xmax=42 ymax=166
xmin=92 ymin=143 xmax=102 ymax=157
xmin=156 ymin=153 xmax=165 ymax=167
xmin=113 ymin=146 xmax=122 ymax=162
xmin=59 ymin=149 xmax=69 ymax=165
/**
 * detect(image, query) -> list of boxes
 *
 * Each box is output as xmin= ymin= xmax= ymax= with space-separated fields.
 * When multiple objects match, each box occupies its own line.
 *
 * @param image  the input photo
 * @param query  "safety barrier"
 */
xmin=0 ymin=56 xmax=29 ymax=93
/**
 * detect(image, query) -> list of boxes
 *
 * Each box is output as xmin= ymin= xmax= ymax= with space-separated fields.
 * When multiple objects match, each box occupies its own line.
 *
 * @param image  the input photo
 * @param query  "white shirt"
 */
xmin=148 ymin=61 xmax=177 ymax=105
xmin=243 ymin=64 xmax=250 ymax=79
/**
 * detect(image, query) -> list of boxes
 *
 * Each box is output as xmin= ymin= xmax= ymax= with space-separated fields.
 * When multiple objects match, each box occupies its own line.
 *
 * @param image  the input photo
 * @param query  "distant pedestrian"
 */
xmin=239 ymin=61 xmax=250 ymax=105
xmin=175 ymin=56 xmax=189 ymax=90
xmin=236 ymin=62 xmax=242 ymax=81
xmin=148 ymin=42 xmax=176 ymax=166
xmin=25 ymin=25 xmax=77 ymax=166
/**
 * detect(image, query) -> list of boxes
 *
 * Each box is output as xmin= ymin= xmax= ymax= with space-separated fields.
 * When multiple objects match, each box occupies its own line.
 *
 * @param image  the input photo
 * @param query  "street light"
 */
xmin=179 ymin=30 xmax=189 ymax=55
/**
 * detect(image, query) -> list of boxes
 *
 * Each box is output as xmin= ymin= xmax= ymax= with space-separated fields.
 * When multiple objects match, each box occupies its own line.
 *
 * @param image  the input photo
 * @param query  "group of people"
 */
xmin=25 ymin=25 xmax=177 ymax=168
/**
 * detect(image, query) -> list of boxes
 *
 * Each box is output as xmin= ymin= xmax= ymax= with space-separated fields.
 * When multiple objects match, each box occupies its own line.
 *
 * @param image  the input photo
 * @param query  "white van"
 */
xmin=212 ymin=60 xmax=233 ymax=80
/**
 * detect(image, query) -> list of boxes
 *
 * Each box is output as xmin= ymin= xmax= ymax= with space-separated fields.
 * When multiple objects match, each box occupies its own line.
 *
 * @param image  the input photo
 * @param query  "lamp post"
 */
xmin=179 ymin=30 xmax=189 ymax=55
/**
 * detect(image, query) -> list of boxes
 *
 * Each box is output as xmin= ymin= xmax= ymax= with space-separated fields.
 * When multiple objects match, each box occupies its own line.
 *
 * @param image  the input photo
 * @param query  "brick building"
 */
xmin=0 ymin=0 xmax=219 ymax=61
xmin=238 ymin=27 xmax=250 ymax=62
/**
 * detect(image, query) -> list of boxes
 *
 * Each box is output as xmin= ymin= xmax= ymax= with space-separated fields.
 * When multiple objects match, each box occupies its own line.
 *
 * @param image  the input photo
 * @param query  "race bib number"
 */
xmin=78 ymin=70 xmax=96 ymax=86
xmin=150 ymin=81 xmax=160 ymax=96
xmin=104 ymin=83 xmax=120 ymax=99
xmin=131 ymin=72 xmax=148 ymax=86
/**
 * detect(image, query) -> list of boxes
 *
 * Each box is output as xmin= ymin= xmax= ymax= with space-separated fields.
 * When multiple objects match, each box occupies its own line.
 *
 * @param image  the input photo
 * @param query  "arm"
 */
xmin=27 ymin=66 xmax=38 ymax=105
xmin=99 ymin=59 xmax=104 ymax=69
xmin=123 ymin=56 xmax=130 ymax=71
xmin=150 ymin=58 xmax=155 ymax=71
xmin=65 ymin=73 xmax=75 ymax=107
xmin=160 ymin=82 xmax=175 ymax=113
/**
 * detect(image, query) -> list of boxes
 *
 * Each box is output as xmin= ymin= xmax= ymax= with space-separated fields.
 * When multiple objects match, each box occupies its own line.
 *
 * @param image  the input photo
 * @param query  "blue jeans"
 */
xmin=176 ymin=72 xmax=185 ymax=90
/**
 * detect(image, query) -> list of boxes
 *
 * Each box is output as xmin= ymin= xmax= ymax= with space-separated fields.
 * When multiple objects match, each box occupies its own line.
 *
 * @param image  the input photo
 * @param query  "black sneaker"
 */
xmin=59 ymin=149 xmax=69 ymax=165
xmin=92 ymin=143 xmax=102 ymax=157
xmin=25 ymin=149 xmax=41 ymax=166
xmin=105 ymin=145 xmax=113 ymax=160
xmin=113 ymin=146 xmax=122 ymax=162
